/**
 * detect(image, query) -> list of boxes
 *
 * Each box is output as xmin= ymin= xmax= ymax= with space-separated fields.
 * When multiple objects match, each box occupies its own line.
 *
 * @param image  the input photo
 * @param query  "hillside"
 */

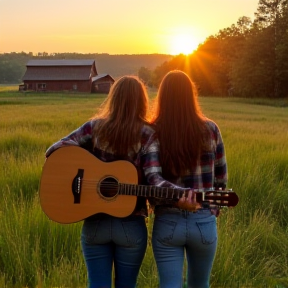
xmin=92 ymin=54 xmax=173 ymax=79
xmin=0 ymin=52 xmax=173 ymax=84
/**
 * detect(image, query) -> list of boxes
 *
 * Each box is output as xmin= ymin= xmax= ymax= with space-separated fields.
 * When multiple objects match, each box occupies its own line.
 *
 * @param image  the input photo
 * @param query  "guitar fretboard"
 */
xmin=119 ymin=183 xmax=187 ymax=199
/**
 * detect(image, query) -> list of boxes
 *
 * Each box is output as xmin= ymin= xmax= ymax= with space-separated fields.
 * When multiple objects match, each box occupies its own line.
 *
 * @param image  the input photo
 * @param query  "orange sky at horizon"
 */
xmin=0 ymin=0 xmax=259 ymax=55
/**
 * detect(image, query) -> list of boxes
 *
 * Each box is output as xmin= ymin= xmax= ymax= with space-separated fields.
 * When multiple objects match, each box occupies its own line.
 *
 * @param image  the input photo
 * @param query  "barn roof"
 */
xmin=26 ymin=59 xmax=95 ymax=66
xmin=22 ymin=59 xmax=97 ymax=81
xmin=92 ymin=74 xmax=115 ymax=82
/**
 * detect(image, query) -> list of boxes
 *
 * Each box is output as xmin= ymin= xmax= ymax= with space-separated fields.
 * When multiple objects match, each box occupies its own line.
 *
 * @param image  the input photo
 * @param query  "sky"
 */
xmin=0 ymin=0 xmax=259 ymax=55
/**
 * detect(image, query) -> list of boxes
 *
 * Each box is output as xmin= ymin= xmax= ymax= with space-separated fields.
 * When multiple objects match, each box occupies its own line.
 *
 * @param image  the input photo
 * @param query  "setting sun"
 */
xmin=170 ymin=33 xmax=200 ymax=55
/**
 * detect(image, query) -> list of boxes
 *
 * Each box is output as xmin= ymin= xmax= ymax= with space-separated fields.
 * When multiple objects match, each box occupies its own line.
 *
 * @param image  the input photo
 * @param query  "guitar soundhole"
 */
xmin=99 ymin=177 xmax=119 ymax=199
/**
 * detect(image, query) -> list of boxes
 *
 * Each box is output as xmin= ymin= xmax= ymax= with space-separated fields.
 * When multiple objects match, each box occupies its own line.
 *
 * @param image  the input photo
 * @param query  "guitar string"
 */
xmin=72 ymin=180 xmax=233 ymax=201
xmin=80 ymin=180 xmax=176 ymax=189
xmin=69 ymin=181 xmax=232 ymax=204
xmin=78 ymin=180 xmax=232 ymax=194
xmin=80 ymin=183 xmax=182 ymax=193
xmin=78 ymin=179 xmax=232 ymax=190
xmin=79 ymin=181 xmax=231 ymax=194
xmin=80 ymin=180 xmax=232 ymax=191
xmin=79 ymin=183 xmax=231 ymax=194
xmin=77 ymin=184 xmax=231 ymax=202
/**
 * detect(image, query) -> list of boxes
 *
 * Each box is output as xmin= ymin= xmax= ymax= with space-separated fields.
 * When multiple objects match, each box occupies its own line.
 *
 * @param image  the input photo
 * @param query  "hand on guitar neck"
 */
xmin=176 ymin=190 xmax=202 ymax=212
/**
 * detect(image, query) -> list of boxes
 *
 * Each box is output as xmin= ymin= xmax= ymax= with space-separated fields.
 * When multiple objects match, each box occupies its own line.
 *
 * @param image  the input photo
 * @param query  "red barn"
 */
xmin=21 ymin=59 xmax=98 ymax=93
xmin=92 ymin=74 xmax=115 ymax=93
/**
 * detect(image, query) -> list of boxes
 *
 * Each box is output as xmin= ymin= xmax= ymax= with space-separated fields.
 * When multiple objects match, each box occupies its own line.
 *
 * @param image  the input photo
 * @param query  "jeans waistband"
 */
xmin=155 ymin=200 xmax=210 ymax=210
xmin=154 ymin=205 xmax=212 ymax=214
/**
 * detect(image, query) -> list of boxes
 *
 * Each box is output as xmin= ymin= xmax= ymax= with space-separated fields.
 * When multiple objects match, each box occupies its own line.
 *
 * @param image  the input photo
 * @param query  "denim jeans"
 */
xmin=152 ymin=208 xmax=217 ymax=288
xmin=81 ymin=214 xmax=148 ymax=288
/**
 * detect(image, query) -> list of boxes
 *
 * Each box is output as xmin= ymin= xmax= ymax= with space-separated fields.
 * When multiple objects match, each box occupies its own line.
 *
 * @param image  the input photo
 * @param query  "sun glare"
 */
xmin=170 ymin=33 xmax=199 ymax=55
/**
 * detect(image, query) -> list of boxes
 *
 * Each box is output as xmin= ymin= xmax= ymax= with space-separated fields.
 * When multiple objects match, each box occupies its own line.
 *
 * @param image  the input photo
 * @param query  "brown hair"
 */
xmin=152 ymin=70 xmax=209 ymax=178
xmin=92 ymin=75 xmax=149 ymax=156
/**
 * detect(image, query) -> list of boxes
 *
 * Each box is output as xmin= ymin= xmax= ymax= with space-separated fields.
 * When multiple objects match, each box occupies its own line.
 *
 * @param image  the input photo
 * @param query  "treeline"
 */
xmin=0 ymin=52 xmax=172 ymax=84
xmin=141 ymin=0 xmax=288 ymax=98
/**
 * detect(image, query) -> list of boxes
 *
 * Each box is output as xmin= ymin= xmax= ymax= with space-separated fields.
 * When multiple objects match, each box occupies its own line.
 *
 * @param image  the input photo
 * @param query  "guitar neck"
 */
xmin=117 ymin=184 xmax=238 ymax=208
xmin=119 ymin=183 xmax=185 ymax=200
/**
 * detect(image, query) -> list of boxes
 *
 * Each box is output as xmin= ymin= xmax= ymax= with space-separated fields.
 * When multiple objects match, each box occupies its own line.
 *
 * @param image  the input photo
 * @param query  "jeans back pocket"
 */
xmin=196 ymin=218 xmax=217 ymax=244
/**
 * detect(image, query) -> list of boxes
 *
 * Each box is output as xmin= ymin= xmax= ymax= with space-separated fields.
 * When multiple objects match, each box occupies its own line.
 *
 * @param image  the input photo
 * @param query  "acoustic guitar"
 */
xmin=39 ymin=146 xmax=238 ymax=224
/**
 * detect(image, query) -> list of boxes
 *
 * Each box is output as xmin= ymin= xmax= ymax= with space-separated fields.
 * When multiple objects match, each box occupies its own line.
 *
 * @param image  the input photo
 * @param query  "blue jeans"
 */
xmin=81 ymin=214 xmax=148 ymax=288
xmin=152 ymin=208 xmax=217 ymax=288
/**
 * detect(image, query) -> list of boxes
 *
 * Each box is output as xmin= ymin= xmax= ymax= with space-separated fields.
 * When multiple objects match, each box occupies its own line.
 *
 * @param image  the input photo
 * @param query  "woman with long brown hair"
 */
xmin=150 ymin=70 xmax=228 ymax=288
xmin=45 ymin=75 xmax=194 ymax=288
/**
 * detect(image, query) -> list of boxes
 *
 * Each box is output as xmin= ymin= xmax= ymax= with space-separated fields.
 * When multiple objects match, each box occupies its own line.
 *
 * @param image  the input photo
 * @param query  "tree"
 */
xmin=138 ymin=67 xmax=152 ymax=87
xmin=189 ymin=18 xmax=252 ymax=96
xmin=254 ymin=0 xmax=288 ymax=97
xmin=230 ymin=26 xmax=275 ymax=97
xmin=151 ymin=54 xmax=189 ymax=88
xmin=0 ymin=52 xmax=30 ymax=84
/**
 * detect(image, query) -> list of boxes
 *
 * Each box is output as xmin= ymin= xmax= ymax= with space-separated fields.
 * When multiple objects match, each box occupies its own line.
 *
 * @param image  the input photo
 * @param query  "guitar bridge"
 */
xmin=72 ymin=169 xmax=84 ymax=203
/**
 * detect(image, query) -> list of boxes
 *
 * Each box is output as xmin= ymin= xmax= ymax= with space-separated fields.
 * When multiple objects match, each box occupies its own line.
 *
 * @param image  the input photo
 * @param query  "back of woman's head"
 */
xmin=153 ymin=70 xmax=208 ymax=178
xmin=93 ymin=76 xmax=149 ymax=155
xmin=155 ymin=70 xmax=200 ymax=123
xmin=103 ymin=75 xmax=148 ymax=123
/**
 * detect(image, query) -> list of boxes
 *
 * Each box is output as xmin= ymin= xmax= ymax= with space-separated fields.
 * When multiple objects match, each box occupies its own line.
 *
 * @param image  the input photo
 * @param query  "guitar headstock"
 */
xmin=196 ymin=189 xmax=239 ymax=208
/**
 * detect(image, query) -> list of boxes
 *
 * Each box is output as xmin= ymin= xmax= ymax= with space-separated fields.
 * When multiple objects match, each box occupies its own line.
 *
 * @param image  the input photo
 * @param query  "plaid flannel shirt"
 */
xmin=148 ymin=119 xmax=228 ymax=208
xmin=45 ymin=120 xmax=181 ymax=216
xmin=45 ymin=119 xmax=227 ymax=212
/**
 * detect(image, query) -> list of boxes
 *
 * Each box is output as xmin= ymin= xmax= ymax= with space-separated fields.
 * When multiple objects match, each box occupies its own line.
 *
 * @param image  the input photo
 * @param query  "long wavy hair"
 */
xmin=152 ymin=70 xmax=209 ymax=178
xmin=91 ymin=75 xmax=149 ymax=156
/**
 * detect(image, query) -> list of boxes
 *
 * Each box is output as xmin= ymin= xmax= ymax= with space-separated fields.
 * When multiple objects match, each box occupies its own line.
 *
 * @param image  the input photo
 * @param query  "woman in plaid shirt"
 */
xmin=150 ymin=70 xmax=228 ymax=288
xmin=45 ymin=75 xmax=195 ymax=288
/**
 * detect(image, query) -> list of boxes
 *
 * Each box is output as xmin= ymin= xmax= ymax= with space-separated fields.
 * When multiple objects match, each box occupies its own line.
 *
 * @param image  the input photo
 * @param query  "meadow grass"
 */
xmin=0 ymin=90 xmax=287 ymax=288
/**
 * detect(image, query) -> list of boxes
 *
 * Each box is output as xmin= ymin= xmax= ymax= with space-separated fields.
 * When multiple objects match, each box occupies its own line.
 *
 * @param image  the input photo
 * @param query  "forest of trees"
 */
xmin=139 ymin=0 xmax=288 ymax=98
xmin=1 ymin=0 xmax=288 ymax=98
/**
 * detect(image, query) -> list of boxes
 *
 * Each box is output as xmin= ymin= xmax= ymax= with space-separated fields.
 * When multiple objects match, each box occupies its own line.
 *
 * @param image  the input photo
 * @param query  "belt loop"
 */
xmin=182 ymin=210 xmax=189 ymax=218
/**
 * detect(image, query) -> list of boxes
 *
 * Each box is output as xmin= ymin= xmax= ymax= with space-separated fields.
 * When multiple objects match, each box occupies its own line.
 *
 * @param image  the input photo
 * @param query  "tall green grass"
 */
xmin=0 ymin=91 xmax=287 ymax=287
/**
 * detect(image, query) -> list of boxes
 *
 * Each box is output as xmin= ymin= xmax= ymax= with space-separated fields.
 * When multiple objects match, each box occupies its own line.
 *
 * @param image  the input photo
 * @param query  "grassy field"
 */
xmin=0 ymin=88 xmax=288 ymax=288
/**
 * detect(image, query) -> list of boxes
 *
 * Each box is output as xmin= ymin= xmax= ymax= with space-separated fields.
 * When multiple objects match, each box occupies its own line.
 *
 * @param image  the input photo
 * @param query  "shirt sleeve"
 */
xmin=45 ymin=121 xmax=93 ymax=157
xmin=141 ymin=132 xmax=186 ymax=206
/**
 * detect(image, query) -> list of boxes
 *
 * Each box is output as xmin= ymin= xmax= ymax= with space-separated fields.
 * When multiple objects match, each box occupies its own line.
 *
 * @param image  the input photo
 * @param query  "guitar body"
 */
xmin=39 ymin=146 xmax=138 ymax=224
xmin=40 ymin=146 xmax=239 ymax=224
